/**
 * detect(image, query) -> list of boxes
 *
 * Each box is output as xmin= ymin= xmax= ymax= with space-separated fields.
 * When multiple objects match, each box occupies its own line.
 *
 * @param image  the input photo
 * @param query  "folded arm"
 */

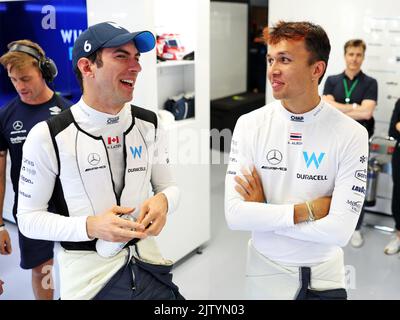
xmin=225 ymin=117 xmax=298 ymax=232
xmin=275 ymin=128 xmax=369 ymax=246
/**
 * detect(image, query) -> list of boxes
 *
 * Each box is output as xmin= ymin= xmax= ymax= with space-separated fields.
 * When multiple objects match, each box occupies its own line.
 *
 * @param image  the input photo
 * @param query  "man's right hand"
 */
xmin=0 ymin=229 xmax=12 ymax=255
xmin=86 ymin=206 xmax=147 ymax=242
xmin=311 ymin=196 xmax=332 ymax=220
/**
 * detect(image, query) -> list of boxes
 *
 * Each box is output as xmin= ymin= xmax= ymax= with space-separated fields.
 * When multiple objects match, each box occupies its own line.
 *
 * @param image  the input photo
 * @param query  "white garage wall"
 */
xmin=210 ymin=2 xmax=248 ymax=99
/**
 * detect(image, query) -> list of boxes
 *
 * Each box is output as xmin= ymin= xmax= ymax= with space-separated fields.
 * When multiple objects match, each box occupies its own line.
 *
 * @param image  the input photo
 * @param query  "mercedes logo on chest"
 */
xmin=267 ymin=149 xmax=283 ymax=165
xmin=13 ymin=121 xmax=23 ymax=131
xmin=88 ymin=153 xmax=101 ymax=166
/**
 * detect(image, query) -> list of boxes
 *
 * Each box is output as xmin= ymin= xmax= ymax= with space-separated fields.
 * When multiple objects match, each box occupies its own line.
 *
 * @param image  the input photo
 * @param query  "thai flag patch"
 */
xmin=290 ymin=133 xmax=302 ymax=141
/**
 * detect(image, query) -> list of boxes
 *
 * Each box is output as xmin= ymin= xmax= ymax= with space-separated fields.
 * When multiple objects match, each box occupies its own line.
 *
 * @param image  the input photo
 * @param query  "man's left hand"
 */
xmin=234 ymin=166 xmax=266 ymax=203
xmin=136 ymin=193 xmax=169 ymax=236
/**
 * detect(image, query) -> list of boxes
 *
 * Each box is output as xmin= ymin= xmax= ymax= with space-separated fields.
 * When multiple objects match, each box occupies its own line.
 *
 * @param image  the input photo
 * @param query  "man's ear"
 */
xmin=313 ymin=60 xmax=326 ymax=82
xmin=77 ymin=58 xmax=94 ymax=78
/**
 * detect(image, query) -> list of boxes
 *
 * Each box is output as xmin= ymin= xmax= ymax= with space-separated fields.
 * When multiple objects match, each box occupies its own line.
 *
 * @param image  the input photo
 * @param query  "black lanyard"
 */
xmin=343 ymin=78 xmax=359 ymax=103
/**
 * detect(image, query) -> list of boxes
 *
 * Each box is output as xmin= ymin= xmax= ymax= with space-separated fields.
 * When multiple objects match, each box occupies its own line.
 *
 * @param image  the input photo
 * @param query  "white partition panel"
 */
xmin=210 ymin=2 xmax=248 ymax=99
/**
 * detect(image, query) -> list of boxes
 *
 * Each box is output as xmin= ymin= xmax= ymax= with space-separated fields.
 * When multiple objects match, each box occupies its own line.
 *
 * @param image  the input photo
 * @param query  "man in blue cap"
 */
xmin=16 ymin=22 xmax=183 ymax=300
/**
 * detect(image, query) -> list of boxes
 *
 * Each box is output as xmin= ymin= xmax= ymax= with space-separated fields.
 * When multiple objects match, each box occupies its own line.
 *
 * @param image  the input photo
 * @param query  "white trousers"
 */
xmin=245 ymin=239 xmax=346 ymax=300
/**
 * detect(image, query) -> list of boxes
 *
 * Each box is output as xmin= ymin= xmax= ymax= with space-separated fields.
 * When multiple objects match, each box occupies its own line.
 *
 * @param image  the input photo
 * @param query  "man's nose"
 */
xmin=268 ymin=62 xmax=280 ymax=75
xmin=128 ymin=60 xmax=142 ymax=73
xmin=14 ymin=81 xmax=24 ymax=91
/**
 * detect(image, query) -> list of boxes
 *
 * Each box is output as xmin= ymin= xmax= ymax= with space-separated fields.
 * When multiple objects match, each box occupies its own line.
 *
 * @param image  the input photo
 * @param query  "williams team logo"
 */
xmin=130 ymin=145 xmax=143 ymax=159
xmin=303 ymin=151 xmax=325 ymax=169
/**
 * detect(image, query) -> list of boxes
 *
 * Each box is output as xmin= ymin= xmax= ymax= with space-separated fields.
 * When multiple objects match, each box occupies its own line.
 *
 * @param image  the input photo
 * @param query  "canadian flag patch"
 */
xmin=108 ymin=136 xmax=120 ymax=145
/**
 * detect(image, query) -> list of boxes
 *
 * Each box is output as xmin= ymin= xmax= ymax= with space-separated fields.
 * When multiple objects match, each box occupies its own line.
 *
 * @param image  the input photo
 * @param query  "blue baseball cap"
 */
xmin=72 ymin=21 xmax=155 ymax=69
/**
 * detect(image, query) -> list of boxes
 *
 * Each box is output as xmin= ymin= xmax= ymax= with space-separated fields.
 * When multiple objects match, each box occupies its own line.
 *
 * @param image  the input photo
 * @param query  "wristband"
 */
xmin=0 ymin=225 xmax=5 ymax=232
xmin=305 ymin=201 xmax=316 ymax=222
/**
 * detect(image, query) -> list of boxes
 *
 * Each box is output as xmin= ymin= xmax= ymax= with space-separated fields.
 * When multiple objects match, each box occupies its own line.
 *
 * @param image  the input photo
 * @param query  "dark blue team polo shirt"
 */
xmin=323 ymin=71 xmax=378 ymax=137
xmin=0 ymin=93 xmax=72 ymax=212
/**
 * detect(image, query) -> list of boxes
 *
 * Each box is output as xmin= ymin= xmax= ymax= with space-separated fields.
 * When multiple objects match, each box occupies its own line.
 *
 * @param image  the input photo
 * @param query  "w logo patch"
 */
xmin=130 ymin=145 xmax=143 ymax=159
xmin=303 ymin=152 xmax=325 ymax=169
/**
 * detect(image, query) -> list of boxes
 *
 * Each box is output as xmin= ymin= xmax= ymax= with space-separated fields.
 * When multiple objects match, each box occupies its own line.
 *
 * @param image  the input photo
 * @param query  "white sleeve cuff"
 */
xmin=78 ymin=216 xmax=93 ymax=241
xmin=160 ymin=186 xmax=180 ymax=215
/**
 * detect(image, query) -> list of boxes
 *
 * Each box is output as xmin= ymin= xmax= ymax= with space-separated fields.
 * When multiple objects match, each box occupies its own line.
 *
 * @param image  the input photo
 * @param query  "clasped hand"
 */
xmin=87 ymin=193 xmax=169 ymax=242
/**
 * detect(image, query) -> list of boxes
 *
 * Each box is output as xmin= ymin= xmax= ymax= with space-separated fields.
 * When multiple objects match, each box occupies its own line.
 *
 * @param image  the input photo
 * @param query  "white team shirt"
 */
xmin=225 ymin=99 xmax=369 ymax=265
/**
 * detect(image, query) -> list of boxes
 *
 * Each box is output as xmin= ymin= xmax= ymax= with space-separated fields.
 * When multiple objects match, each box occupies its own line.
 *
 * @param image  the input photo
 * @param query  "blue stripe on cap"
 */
xmin=134 ymin=31 xmax=155 ymax=53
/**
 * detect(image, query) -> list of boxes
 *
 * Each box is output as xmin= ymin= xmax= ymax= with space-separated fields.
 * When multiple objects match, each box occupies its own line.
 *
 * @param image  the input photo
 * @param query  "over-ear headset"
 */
xmin=8 ymin=43 xmax=58 ymax=82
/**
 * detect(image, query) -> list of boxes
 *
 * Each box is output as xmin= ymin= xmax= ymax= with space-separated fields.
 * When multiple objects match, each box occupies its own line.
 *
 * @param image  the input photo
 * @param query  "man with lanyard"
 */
xmin=323 ymin=39 xmax=378 ymax=248
xmin=16 ymin=22 xmax=183 ymax=300
xmin=225 ymin=21 xmax=368 ymax=299
xmin=0 ymin=40 xmax=71 ymax=299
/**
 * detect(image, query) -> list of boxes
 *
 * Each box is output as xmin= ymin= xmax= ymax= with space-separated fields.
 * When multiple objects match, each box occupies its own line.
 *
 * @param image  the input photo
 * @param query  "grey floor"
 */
xmin=1 ymin=151 xmax=400 ymax=300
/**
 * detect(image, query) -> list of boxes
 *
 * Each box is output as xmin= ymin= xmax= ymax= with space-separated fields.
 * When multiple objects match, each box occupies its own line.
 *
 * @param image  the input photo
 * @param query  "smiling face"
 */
xmin=82 ymin=42 xmax=142 ymax=110
xmin=267 ymin=39 xmax=318 ymax=104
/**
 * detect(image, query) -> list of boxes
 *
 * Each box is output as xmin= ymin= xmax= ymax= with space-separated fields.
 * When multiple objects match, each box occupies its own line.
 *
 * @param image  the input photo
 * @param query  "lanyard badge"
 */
xmin=343 ymin=78 xmax=359 ymax=103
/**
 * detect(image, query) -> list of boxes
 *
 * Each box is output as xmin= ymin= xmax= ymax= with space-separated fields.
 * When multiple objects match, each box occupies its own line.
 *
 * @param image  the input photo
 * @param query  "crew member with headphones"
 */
xmin=0 ymin=40 xmax=72 ymax=299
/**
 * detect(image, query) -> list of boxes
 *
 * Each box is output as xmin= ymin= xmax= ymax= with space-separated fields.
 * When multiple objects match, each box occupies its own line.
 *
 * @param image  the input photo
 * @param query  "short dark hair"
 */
xmin=264 ymin=21 xmax=331 ymax=84
xmin=73 ymin=49 xmax=103 ymax=93
xmin=344 ymin=39 xmax=366 ymax=54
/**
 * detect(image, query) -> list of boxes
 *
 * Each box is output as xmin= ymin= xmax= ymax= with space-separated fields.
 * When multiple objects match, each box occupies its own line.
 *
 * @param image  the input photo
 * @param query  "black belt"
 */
xmin=61 ymin=238 xmax=141 ymax=251
xmin=295 ymin=267 xmax=347 ymax=300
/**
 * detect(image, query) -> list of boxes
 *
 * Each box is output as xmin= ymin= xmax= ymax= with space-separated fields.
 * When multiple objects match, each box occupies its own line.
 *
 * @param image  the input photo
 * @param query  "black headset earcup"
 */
xmin=40 ymin=58 xmax=58 ymax=82
xmin=8 ymin=44 xmax=58 ymax=82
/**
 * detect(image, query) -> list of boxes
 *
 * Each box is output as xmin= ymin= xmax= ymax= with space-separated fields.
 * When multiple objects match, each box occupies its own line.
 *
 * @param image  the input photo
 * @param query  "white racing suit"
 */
xmin=225 ymin=99 xmax=368 ymax=299
xmin=17 ymin=101 xmax=180 ymax=299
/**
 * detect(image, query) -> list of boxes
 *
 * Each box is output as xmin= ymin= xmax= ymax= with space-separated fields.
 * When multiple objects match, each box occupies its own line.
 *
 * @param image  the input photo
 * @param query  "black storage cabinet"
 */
xmin=211 ymin=92 xmax=265 ymax=152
